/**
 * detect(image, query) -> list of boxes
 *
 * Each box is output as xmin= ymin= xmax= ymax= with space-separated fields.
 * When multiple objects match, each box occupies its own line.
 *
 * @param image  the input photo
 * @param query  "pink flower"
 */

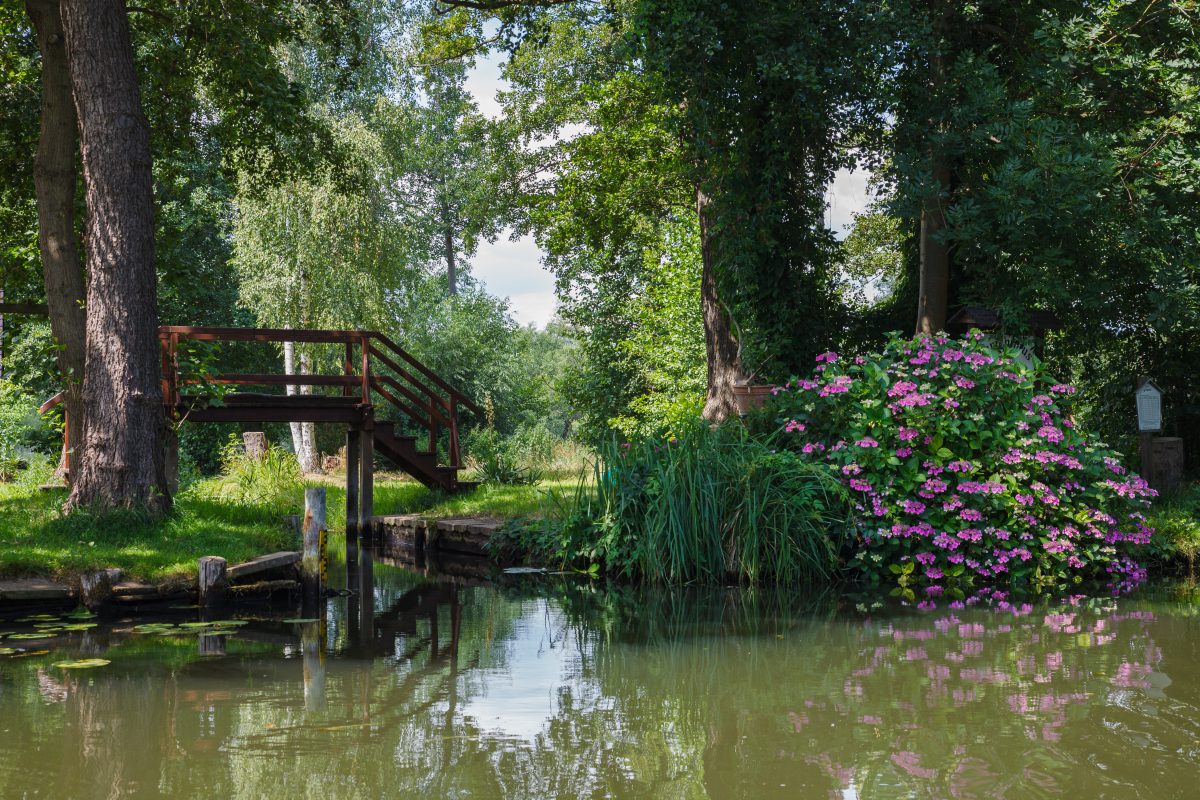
xmin=784 ymin=419 xmax=806 ymax=433
xmin=898 ymin=427 xmax=919 ymax=441
xmin=1038 ymin=425 xmax=1064 ymax=443
xmin=901 ymin=500 xmax=926 ymax=515
xmin=815 ymin=351 xmax=839 ymax=363
xmin=959 ymin=508 xmax=983 ymax=522
xmin=954 ymin=375 xmax=975 ymax=389
xmin=855 ymin=437 xmax=880 ymax=448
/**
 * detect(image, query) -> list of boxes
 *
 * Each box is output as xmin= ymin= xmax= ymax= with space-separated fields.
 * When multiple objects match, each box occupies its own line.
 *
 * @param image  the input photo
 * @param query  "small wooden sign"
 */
xmin=1135 ymin=379 xmax=1162 ymax=433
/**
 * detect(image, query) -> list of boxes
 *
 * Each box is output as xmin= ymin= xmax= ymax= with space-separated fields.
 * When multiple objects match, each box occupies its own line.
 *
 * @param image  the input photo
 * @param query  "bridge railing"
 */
xmin=158 ymin=326 xmax=480 ymax=468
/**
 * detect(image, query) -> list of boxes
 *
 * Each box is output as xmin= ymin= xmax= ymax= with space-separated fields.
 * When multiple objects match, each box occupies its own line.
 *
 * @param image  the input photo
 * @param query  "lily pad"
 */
xmin=64 ymin=610 xmax=97 ymax=620
xmin=60 ymin=623 xmax=98 ymax=631
xmin=207 ymin=620 xmax=249 ymax=627
xmin=133 ymin=623 xmax=177 ymax=633
xmin=18 ymin=614 xmax=59 ymax=622
xmin=281 ymin=618 xmax=320 ymax=624
xmin=9 ymin=632 xmax=56 ymax=640
xmin=0 ymin=647 xmax=18 ymax=656
xmin=53 ymin=659 xmax=110 ymax=670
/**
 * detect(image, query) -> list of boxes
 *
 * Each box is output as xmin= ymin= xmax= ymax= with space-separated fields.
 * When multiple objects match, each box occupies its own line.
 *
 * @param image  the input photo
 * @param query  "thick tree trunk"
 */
xmin=697 ymin=188 xmax=744 ymax=423
xmin=26 ymin=0 xmax=87 ymax=482
xmin=61 ymin=0 xmax=168 ymax=512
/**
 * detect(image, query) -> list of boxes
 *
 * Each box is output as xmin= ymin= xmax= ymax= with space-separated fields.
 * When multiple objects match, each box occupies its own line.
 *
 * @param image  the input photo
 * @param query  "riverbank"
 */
xmin=0 ymin=464 xmax=582 ymax=587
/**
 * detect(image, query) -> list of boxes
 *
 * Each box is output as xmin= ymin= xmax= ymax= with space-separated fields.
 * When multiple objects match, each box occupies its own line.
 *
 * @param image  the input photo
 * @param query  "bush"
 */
xmin=514 ymin=422 xmax=847 ymax=584
xmin=768 ymin=331 xmax=1157 ymax=597
xmin=464 ymin=425 xmax=545 ymax=486
xmin=1140 ymin=483 xmax=1200 ymax=575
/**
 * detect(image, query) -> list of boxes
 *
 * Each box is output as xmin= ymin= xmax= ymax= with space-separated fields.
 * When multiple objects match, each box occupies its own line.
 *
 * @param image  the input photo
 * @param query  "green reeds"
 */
xmin=546 ymin=422 xmax=848 ymax=585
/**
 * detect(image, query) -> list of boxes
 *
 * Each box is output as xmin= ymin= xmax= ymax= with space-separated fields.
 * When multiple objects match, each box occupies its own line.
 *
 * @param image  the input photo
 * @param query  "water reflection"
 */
xmin=1 ymin=542 xmax=1199 ymax=799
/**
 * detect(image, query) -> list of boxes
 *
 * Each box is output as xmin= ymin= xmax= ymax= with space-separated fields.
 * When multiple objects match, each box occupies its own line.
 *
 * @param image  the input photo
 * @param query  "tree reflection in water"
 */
xmin=1 ymin=548 xmax=1199 ymax=799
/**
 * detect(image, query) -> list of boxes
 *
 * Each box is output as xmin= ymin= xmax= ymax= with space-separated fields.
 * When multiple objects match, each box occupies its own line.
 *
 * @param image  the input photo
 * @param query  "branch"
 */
xmin=436 ymin=0 xmax=577 ymax=11
xmin=125 ymin=5 xmax=173 ymax=23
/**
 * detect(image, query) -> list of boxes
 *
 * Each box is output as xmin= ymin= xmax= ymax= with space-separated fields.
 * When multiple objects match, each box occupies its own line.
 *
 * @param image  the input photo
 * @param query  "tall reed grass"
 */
xmin=523 ymin=422 xmax=849 ymax=585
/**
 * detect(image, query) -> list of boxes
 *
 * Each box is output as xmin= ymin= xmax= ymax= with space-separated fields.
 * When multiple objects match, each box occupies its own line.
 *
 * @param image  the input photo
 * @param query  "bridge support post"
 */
xmin=345 ymin=427 xmax=360 ymax=595
xmin=359 ymin=411 xmax=374 ymax=543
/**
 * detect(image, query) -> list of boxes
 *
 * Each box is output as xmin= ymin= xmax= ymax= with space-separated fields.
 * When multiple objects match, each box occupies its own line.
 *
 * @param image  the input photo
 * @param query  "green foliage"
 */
xmin=0 ymin=380 xmax=45 ymax=478
xmin=881 ymin=0 xmax=1200 ymax=461
xmin=768 ymin=332 xmax=1157 ymax=595
xmin=464 ymin=425 xmax=544 ymax=486
xmin=510 ymin=422 xmax=848 ymax=585
xmin=1140 ymin=484 xmax=1200 ymax=574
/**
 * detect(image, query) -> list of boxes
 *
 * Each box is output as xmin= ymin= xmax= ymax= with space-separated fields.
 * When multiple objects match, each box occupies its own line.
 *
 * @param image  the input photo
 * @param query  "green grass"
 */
xmin=0 ymin=461 xmax=584 ymax=583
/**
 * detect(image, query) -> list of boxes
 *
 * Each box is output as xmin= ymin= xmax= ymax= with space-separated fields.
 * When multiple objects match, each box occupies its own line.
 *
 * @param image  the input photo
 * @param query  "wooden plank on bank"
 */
xmin=226 ymin=551 xmax=301 ymax=582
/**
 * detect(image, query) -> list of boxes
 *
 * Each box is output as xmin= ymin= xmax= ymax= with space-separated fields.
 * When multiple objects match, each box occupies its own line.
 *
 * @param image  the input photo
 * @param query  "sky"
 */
xmin=462 ymin=52 xmax=873 ymax=329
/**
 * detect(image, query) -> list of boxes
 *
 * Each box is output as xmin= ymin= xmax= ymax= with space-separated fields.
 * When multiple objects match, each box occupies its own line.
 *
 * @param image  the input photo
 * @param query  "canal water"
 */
xmin=1 ymin=542 xmax=1199 ymax=799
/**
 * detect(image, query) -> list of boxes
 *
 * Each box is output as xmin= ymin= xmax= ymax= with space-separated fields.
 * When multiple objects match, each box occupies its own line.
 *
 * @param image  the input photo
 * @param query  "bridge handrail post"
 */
xmin=360 ymin=332 xmax=370 ymax=405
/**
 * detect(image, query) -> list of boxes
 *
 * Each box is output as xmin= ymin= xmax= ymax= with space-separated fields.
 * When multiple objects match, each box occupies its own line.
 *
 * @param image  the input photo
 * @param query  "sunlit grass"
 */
xmin=0 ymin=461 xmax=585 ymax=582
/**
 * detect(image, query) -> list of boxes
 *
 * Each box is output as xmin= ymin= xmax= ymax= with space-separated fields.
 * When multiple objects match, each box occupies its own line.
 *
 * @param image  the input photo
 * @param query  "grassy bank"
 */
xmin=0 ymin=460 xmax=583 ymax=583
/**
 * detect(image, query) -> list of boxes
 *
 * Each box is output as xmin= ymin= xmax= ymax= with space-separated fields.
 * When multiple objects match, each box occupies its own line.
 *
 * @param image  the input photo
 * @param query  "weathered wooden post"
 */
xmin=360 ymin=411 xmax=375 ymax=543
xmin=243 ymin=431 xmax=267 ymax=460
xmin=301 ymin=487 xmax=327 ymax=610
xmin=198 ymin=556 xmax=227 ymax=607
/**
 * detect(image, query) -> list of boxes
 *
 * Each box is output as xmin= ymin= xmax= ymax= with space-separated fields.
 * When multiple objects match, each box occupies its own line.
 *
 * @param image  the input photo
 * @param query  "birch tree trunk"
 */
xmin=283 ymin=339 xmax=320 ymax=474
xmin=61 ymin=0 xmax=169 ymax=512
xmin=26 ymin=0 xmax=86 ymax=482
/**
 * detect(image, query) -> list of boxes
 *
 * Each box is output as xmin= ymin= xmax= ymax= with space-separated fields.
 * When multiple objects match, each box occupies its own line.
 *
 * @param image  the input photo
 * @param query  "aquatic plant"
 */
xmin=769 ymin=331 xmax=1157 ymax=595
xmin=514 ymin=422 xmax=848 ymax=584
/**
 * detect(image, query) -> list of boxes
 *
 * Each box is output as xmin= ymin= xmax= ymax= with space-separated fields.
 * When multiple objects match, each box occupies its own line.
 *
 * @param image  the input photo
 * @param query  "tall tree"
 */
xmin=60 ymin=0 xmax=167 ymax=510
xmin=24 ymin=0 xmax=85 ymax=479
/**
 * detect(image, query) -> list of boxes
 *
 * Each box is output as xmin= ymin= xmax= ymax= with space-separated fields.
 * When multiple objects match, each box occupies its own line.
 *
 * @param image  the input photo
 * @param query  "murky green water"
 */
xmin=2 ymin=545 xmax=1199 ymax=799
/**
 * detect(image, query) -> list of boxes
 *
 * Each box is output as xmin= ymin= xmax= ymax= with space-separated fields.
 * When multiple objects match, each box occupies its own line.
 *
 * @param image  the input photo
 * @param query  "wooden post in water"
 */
xmin=199 ymin=556 xmax=227 ymax=607
xmin=302 ymin=487 xmax=327 ymax=610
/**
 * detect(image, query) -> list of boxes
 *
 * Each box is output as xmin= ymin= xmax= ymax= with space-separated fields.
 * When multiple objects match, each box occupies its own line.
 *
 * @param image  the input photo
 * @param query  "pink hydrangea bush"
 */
xmin=770 ymin=332 xmax=1156 ymax=596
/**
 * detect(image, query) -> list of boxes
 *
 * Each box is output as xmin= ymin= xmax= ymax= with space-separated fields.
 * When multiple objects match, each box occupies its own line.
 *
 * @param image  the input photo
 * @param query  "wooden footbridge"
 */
xmin=41 ymin=326 xmax=479 ymax=538
xmin=156 ymin=326 xmax=481 ymax=536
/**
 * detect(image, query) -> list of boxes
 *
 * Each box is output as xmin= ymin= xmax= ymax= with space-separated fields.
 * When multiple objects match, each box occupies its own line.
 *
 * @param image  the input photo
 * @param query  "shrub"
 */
xmin=768 ymin=331 xmax=1157 ymax=597
xmin=519 ymin=422 xmax=847 ymax=584
xmin=464 ymin=425 xmax=545 ymax=486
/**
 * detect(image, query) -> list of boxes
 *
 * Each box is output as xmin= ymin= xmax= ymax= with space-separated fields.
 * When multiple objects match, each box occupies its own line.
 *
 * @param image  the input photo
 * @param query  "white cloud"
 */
xmin=470 ymin=231 xmax=558 ymax=328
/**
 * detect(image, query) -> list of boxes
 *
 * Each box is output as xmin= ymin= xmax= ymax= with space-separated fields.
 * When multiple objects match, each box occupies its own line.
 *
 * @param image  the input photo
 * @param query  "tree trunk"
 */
xmin=916 ymin=160 xmax=951 ymax=335
xmin=440 ymin=197 xmax=457 ymax=297
xmin=915 ymin=12 xmax=952 ymax=336
xmin=283 ymin=339 xmax=320 ymax=474
xmin=27 ymin=0 xmax=87 ymax=482
xmin=697 ymin=187 xmax=744 ymax=423
xmin=61 ymin=0 xmax=168 ymax=512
